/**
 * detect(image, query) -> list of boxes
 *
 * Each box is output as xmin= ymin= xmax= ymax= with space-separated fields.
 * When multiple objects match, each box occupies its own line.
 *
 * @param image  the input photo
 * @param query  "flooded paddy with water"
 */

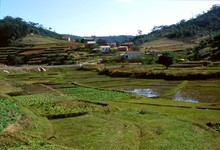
xmin=111 ymin=80 xmax=220 ymax=103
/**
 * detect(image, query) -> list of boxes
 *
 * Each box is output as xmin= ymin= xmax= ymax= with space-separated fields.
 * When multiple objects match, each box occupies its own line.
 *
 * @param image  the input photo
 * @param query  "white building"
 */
xmin=100 ymin=46 xmax=110 ymax=53
xmin=123 ymin=51 xmax=145 ymax=60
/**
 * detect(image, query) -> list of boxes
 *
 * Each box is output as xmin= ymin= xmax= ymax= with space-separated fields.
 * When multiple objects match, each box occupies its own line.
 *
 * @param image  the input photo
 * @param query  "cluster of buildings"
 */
xmin=83 ymin=37 xmax=133 ymax=52
xmin=83 ymin=37 xmax=148 ymax=60
xmin=62 ymin=36 xmax=163 ymax=61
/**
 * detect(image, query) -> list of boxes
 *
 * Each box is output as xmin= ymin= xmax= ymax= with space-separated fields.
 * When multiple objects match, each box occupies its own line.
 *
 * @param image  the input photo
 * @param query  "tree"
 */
xmin=96 ymin=39 xmax=108 ymax=46
xmin=0 ymin=16 xmax=28 ymax=46
xmin=7 ymin=55 xmax=23 ymax=66
xmin=137 ymin=30 xmax=143 ymax=35
xmin=211 ymin=33 xmax=220 ymax=50
xmin=157 ymin=52 xmax=176 ymax=68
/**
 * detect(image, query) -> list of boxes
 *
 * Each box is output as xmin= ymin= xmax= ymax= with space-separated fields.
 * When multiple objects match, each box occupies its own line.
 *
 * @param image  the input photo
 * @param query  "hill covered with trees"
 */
xmin=0 ymin=16 xmax=61 ymax=46
xmin=133 ymin=4 xmax=220 ymax=61
xmin=133 ymin=4 xmax=220 ymax=45
xmin=0 ymin=15 xmax=134 ymax=47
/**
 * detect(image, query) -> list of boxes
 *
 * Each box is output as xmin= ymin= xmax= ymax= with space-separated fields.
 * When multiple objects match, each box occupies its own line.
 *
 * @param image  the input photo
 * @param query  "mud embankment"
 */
xmin=98 ymin=69 xmax=220 ymax=80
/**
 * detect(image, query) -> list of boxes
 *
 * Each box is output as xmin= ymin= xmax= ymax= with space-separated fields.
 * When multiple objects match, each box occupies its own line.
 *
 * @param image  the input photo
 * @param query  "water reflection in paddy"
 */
xmin=113 ymin=80 xmax=220 ymax=103
xmin=130 ymin=88 xmax=199 ymax=103
xmin=132 ymin=88 xmax=159 ymax=98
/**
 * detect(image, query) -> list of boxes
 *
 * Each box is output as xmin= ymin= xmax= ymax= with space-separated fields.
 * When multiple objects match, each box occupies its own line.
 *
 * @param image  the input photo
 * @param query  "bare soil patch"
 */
xmin=21 ymin=84 xmax=54 ymax=94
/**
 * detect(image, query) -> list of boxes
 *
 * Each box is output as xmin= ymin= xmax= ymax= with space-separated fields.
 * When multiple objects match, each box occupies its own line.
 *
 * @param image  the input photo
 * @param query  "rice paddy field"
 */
xmin=0 ymin=66 xmax=220 ymax=149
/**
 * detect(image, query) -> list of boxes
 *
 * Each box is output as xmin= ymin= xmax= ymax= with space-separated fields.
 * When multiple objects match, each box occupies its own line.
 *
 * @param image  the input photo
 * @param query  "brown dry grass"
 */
xmin=141 ymin=37 xmax=196 ymax=51
xmin=3 ymin=115 xmax=30 ymax=134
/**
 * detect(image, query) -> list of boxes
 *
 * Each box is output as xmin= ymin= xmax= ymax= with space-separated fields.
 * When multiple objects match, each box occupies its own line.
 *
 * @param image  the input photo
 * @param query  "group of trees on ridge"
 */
xmin=133 ymin=4 xmax=220 ymax=44
xmin=0 ymin=16 xmax=134 ymax=47
xmin=0 ymin=16 xmax=61 ymax=46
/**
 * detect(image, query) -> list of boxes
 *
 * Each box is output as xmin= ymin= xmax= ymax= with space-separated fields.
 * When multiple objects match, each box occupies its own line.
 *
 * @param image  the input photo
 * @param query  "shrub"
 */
xmin=157 ymin=52 xmax=176 ymax=68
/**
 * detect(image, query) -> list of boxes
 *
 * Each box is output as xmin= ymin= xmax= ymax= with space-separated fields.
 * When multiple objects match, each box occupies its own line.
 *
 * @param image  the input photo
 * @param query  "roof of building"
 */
xmin=87 ymin=41 xmax=96 ymax=44
xmin=100 ymin=46 xmax=110 ymax=48
xmin=84 ymin=37 xmax=94 ymax=41
xmin=124 ymin=51 xmax=144 ymax=54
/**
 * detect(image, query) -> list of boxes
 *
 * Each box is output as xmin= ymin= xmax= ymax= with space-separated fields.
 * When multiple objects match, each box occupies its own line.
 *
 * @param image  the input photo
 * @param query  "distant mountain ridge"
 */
xmin=61 ymin=34 xmax=134 ymax=43
xmin=93 ymin=35 xmax=134 ymax=43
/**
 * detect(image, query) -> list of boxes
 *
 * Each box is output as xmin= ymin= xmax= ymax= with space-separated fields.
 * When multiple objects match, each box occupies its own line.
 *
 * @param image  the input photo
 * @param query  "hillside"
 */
xmin=139 ymin=37 xmax=196 ymax=52
xmin=0 ymin=35 xmax=84 ymax=65
xmin=0 ymin=16 xmax=61 ymax=47
xmin=0 ymin=15 xmax=133 ymax=66
xmin=1 ymin=4 xmax=220 ymax=65
xmin=134 ymin=4 xmax=220 ymax=45
xmin=134 ymin=4 xmax=220 ymax=60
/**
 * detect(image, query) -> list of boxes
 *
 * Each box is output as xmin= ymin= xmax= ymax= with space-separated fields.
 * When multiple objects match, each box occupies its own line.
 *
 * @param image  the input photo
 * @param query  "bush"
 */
xmin=157 ymin=52 xmax=176 ymax=68
xmin=141 ymin=54 xmax=157 ymax=64
xmin=7 ymin=55 xmax=23 ymax=66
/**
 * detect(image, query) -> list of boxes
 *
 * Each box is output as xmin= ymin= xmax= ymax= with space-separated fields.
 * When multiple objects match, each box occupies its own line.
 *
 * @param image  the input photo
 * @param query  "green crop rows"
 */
xmin=13 ymin=93 xmax=77 ymax=115
xmin=0 ymin=86 xmax=132 ymax=132
xmin=0 ymin=99 xmax=20 ymax=132
xmin=12 ymin=93 xmax=103 ymax=115
xmin=13 ymin=93 xmax=68 ymax=107
xmin=59 ymin=86 xmax=132 ymax=102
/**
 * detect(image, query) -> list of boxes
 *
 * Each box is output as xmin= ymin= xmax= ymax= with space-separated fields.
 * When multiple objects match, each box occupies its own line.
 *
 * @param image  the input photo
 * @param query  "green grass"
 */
xmin=50 ymin=102 xmax=220 ymax=150
xmin=112 ymin=109 xmax=215 ymax=150
xmin=0 ymin=98 xmax=20 ymax=132
xmin=140 ymin=37 xmax=196 ymax=52
xmin=12 ymin=93 xmax=105 ymax=116
xmin=159 ymin=80 xmax=188 ymax=98
xmin=17 ymin=35 xmax=71 ymax=45
xmin=59 ymin=86 xmax=133 ymax=102
xmin=51 ymin=113 xmax=140 ymax=150
xmin=0 ymin=66 xmax=220 ymax=149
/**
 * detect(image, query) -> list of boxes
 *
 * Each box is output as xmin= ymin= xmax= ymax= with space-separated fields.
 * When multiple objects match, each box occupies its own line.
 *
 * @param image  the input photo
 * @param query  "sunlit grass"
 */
xmin=0 ymin=66 xmax=220 ymax=149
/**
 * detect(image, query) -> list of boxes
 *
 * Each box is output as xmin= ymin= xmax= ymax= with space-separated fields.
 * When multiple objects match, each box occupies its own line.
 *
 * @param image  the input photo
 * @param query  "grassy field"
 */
xmin=140 ymin=37 xmax=196 ymax=52
xmin=0 ymin=66 xmax=219 ymax=149
xmin=98 ymin=62 xmax=220 ymax=80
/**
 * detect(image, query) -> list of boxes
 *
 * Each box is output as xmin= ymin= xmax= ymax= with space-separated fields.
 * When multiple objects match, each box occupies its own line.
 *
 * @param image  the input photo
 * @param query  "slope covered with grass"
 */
xmin=0 ymin=67 xmax=219 ymax=149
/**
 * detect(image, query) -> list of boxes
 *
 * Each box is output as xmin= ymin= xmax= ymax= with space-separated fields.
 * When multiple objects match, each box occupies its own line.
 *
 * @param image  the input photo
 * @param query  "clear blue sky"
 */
xmin=0 ymin=0 xmax=219 ymax=36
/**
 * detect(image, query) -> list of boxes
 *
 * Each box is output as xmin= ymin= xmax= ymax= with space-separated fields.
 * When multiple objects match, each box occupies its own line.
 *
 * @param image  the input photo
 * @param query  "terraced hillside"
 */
xmin=0 ymin=35 xmax=84 ymax=65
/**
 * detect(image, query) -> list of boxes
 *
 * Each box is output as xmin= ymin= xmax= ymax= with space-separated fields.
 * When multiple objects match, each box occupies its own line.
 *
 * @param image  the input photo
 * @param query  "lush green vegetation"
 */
xmin=134 ymin=5 xmax=220 ymax=45
xmin=0 ymin=16 xmax=61 ymax=46
xmin=0 ymin=4 xmax=220 ymax=150
xmin=0 ymin=66 xmax=219 ymax=149
xmin=59 ymin=86 xmax=132 ymax=102
xmin=133 ymin=5 xmax=220 ymax=61
xmin=99 ymin=63 xmax=220 ymax=80
xmin=157 ymin=52 xmax=176 ymax=68
xmin=0 ymin=99 xmax=20 ymax=132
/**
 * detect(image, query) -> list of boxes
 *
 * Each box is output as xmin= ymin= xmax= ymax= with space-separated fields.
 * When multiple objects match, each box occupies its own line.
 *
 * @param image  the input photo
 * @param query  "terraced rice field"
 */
xmin=0 ymin=66 xmax=220 ymax=149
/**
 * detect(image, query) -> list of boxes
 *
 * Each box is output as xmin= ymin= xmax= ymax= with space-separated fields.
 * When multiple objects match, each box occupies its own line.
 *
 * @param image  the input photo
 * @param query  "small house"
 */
xmin=118 ymin=46 xmax=129 ymax=51
xmin=108 ymin=43 xmax=117 ymax=48
xmin=145 ymin=49 xmax=162 ymax=56
xmin=83 ymin=37 xmax=96 ymax=49
xmin=62 ymin=37 xmax=71 ymax=41
xmin=100 ymin=46 xmax=110 ymax=53
xmin=120 ymin=42 xmax=134 ymax=50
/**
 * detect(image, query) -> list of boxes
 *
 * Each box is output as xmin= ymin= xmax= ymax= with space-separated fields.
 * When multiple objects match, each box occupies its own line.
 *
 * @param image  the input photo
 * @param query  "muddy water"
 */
xmin=169 ymin=80 xmax=220 ymax=103
xmin=114 ymin=80 xmax=220 ymax=103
